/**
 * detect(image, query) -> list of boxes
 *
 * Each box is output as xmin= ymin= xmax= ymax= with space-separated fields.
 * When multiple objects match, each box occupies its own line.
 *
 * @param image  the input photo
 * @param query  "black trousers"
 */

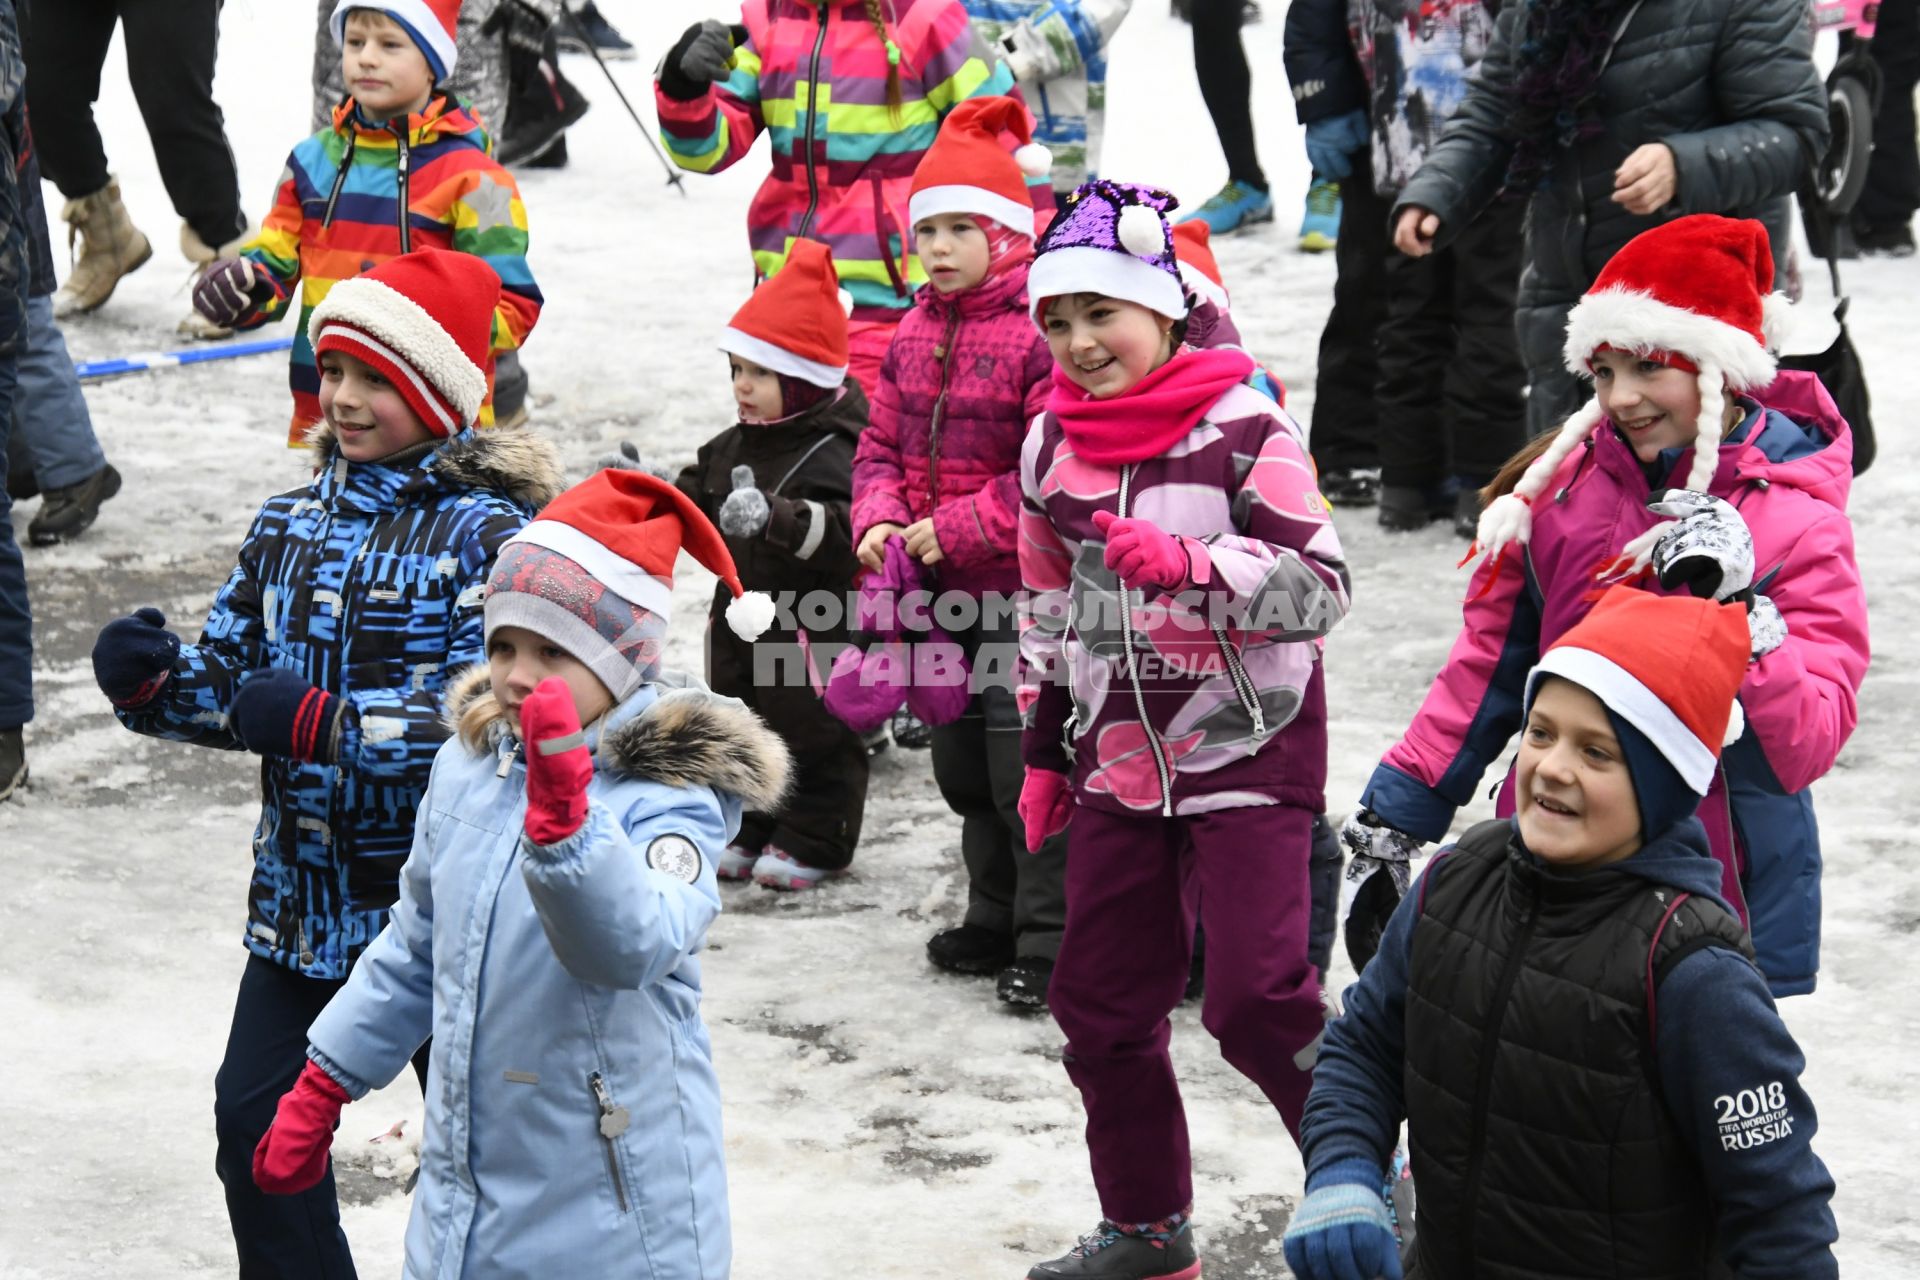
xmin=1855 ymin=0 xmax=1920 ymax=230
xmin=22 ymin=0 xmax=247 ymax=246
xmin=1376 ymin=195 xmax=1529 ymax=488
xmin=1308 ymin=176 xmax=1390 ymax=474
xmin=214 ymin=953 xmax=429 ymax=1280
xmin=1191 ymin=0 xmax=1265 ymax=191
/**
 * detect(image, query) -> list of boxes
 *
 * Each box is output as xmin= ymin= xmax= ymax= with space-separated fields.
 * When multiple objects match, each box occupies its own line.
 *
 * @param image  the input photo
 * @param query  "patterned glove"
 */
xmin=1282 ymin=1160 xmax=1404 ymax=1280
xmin=1647 ymin=490 xmax=1754 ymax=601
xmin=230 ymin=669 xmax=346 ymax=763
xmin=521 ymin=676 xmax=594 ymax=846
xmin=252 ymin=1061 xmax=352 ymax=1195
xmin=1339 ymin=810 xmax=1421 ymax=973
xmin=1748 ymin=592 xmax=1788 ymax=660
xmin=597 ymin=441 xmax=681 ymax=483
xmin=1017 ymin=768 xmax=1072 ymax=853
xmin=1092 ymin=509 xmax=1195 ymax=592
xmin=192 ymin=258 xmax=271 ymax=328
xmin=659 ymin=19 xmax=736 ymax=99
xmin=1305 ymin=110 xmax=1370 ymax=181
xmin=718 ymin=464 xmax=773 ymax=538
xmin=91 ymin=607 xmax=181 ymax=707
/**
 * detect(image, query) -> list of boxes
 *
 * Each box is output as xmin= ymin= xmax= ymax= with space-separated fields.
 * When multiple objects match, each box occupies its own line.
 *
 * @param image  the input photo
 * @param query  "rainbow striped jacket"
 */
xmin=656 ymin=0 xmax=1025 ymax=316
xmin=237 ymin=97 xmax=542 ymax=445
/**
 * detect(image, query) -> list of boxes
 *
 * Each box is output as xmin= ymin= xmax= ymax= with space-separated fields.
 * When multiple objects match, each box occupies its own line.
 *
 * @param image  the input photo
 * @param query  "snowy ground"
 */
xmin=3 ymin=1 xmax=1918 ymax=1275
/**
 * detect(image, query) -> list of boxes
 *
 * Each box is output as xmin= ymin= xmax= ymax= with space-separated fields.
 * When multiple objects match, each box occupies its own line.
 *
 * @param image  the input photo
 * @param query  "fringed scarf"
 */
xmin=1500 ymin=0 xmax=1643 ymax=198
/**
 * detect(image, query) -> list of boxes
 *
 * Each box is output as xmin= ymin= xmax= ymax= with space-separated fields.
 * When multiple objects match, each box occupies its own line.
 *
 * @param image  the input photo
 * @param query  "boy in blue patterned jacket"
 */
xmin=88 ymin=248 xmax=561 ymax=1276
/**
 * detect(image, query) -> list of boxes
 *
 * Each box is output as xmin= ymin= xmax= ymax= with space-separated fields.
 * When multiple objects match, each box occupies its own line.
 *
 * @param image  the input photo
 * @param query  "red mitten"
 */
xmin=1016 ymin=768 xmax=1072 ymax=853
xmin=521 ymin=676 xmax=594 ymax=846
xmin=1091 ymin=509 xmax=1193 ymax=591
xmin=252 ymin=1061 xmax=352 ymax=1195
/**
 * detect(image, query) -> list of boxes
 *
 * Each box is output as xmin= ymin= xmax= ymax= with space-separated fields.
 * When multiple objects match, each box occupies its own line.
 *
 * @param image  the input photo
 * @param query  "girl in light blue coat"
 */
xmin=253 ymin=468 xmax=790 ymax=1279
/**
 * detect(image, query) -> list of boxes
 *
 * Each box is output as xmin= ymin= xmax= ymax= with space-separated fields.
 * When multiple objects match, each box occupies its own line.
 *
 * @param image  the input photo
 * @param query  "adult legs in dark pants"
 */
xmin=1309 ymin=176 xmax=1389 ymax=500
xmin=1853 ymin=0 xmax=1920 ymax=251
xmin=0 ymin=69 xmax=29 ymax=799
xmin=214 ymin=953 xmax=430 ymax=1280
xmin=1185 ymin=0 xmax=1275 ymax=234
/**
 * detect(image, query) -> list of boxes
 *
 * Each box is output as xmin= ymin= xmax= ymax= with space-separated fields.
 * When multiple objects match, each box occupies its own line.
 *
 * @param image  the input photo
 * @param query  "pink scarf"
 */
xmin=1048 ymin=347 xmax=1256 ymax=466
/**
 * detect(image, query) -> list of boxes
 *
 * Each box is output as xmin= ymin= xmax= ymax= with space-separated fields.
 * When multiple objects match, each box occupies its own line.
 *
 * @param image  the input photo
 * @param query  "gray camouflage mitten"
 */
xmin=1339 ymin=809 xmax=1422 ymax=973
xmin=719 ymin=465 xmax=772 ymax=537
xmin=1748 ymin=593 xmax=1788 ymax=659
xmin=1647 ymin=489 xmax=1754 ymax=601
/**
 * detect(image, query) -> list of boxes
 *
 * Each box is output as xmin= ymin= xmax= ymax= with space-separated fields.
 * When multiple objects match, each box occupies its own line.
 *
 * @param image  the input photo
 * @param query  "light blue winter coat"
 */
xmin=306 ymin=666 xmax=792 ymax=1279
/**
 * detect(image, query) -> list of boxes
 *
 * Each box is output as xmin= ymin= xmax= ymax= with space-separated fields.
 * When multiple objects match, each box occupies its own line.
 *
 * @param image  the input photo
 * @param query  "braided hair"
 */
xmin=863 ymin=0 xmax=904 ymax=122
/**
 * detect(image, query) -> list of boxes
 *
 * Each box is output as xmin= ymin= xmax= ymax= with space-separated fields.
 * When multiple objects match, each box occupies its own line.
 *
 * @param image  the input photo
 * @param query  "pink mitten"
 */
xmin=520 ymin=677 xmax=594 ymax=845
xmin=1091 ymin=509 xmax=1193 ymax=591
xmin=1016 ymin=768 xmax=1072 ymax=853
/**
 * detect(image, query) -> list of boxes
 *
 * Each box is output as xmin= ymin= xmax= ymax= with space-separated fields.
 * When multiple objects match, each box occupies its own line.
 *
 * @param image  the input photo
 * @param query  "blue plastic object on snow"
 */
xmin=74 ymin=335 xmax=294 ymax=382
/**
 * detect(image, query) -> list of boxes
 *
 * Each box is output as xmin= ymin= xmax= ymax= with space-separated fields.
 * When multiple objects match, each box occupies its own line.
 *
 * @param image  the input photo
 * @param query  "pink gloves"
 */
xmin=1092 ymin=509 xmax=1196 ymax=592
xmin=253 ymin=1062 xmax=352 ymax=1195
xmin=1017 ymin=768 xmax=1072 ymax=853
xmin=521 ymin=677 xmax=594 ymax=846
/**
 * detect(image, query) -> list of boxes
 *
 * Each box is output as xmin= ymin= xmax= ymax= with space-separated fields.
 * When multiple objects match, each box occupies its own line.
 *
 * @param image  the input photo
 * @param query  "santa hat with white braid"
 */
xmin=1474 ymin=215 xmax=1793 ymax=569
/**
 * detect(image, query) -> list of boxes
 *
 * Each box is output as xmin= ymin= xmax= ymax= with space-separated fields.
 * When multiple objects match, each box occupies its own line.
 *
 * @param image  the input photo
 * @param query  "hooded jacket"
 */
xmin=114 ymin=426 xmax=563 ymax=981
xmin=237 ymin=95 xmax=543 ymax=444
xmin=852 ymin=264 xmax=1053 ymax=598
xmin=1361 ymin=372 xmax=1868 ymax=996
xmin=307 ymin=667 xmax=792 ymax=1280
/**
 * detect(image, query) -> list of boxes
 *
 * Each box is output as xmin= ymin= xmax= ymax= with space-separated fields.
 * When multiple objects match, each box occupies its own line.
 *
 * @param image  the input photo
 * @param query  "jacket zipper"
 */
xmin=792 ymin=4 xmax=830 ymax=241
xmin=391 ymin=122 xmax=413 ymax=252
xmin=1459 ymin=881 xmax=1540 ymax=1261
xmin=588 ymin=1071 xmax=631 ymax=1213
xmin=925 ymin=307 xmax=962 ymax=510
xmin=1116 ymin=465 xmax=1173 ymax=815
xmin=321 ymin=128 xmax=360 ymax=229
xmin=1210 ymin=620 xmax=1264 ymax=750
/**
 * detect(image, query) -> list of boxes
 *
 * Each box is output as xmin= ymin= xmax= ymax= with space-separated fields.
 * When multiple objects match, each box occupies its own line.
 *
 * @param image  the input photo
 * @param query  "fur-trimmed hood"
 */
xmin=441 ymin=665 xmax=792 ymax=813
xmin=302 ymin=423 xmax=565 ymax=511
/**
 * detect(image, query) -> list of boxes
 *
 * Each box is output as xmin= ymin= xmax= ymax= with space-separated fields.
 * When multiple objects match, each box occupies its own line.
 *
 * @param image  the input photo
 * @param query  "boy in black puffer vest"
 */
xmin=1285 ymin=586 xmax=1837 ymax=1280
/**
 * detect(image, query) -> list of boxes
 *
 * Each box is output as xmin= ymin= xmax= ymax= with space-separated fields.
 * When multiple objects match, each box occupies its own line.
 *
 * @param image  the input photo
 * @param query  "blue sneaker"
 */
xmin=1299 ymin=178 xmax=1341 ymax=252
xmin=1182 ymin=181 xmax=1274 ymax=236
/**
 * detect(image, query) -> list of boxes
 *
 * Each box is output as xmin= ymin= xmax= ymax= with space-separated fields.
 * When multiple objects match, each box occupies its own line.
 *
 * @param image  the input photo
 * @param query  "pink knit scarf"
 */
xmin=1048 ymin=347 xmax=1255 ymax=466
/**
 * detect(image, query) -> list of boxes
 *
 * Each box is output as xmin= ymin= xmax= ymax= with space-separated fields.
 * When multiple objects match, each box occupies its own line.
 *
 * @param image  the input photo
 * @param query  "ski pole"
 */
xmin=560 ymin=6 xmax=688 ymax=197
xmin=75 ymin=335 xmax=295 ymax=382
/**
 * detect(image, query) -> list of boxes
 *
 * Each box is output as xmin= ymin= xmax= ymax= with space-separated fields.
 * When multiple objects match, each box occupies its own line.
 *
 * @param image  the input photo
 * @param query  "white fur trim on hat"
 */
xmin=309 ymin=275 xmax=487 ymax=423
xmin=314 ymin=322 xmax=458 ymax=434
xmin=1179 ymin=261 xmax=1230 ymax=313
xmin=1527 ymin=647 xmax=1717 ymax=794
xmin=1028 ymin=246 xmax=1188 ymax=325
xmin=331 ymin=0 xmax=458 ymax=77
xmin=507 ymin=520 xmax=676 ymax=620
xmin=1562 ymin=286 xmax=1777 ymax=391
xmin=717 ymin=327 xmax=847 ymax=390
xmin=909 ymin=185 xmax=1035 ymax=236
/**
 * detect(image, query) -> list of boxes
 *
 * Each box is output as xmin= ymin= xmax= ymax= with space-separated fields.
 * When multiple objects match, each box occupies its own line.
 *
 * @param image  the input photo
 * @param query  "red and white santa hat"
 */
xmin=309 ymin=247 xmax=497 ymax=437
xmin=908 ymin=95 xmax=1051 ymax=234
xmin=1474 ymin=214 xmax=1793 ymax=567
xmin=718 ymin=238 xmax=852 ymax=390
xmin=1525 ymin=586 xmax=1753 ymax=793
xmin=330 ymin=0 xmax=461 ymax=80
xmin=1171 ymin=220 xmax=1229 ymax=312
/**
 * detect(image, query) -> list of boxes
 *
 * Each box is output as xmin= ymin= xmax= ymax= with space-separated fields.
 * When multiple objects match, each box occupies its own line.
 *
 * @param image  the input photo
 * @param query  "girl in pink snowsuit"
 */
xmin=1344 ymin=214 xmax=1869 ymax=999
xmin=1016 ymin=179 xmax=1351 ymax=1280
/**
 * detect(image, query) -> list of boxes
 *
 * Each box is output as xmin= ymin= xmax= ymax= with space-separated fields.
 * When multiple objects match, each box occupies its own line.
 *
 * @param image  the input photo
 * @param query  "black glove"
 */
xmin=658 ymin=19 xmax=739 ymax=100
xmin=1647 ymin=489 xmax=1754 ymax=601
xmin=92 ymin=607 xmax=181 ymax=708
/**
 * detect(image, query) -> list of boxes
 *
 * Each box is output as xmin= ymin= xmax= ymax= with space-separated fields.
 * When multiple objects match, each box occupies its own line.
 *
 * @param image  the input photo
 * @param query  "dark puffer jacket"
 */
xmin=1395 ymin=0 xmax=1828 ymax=431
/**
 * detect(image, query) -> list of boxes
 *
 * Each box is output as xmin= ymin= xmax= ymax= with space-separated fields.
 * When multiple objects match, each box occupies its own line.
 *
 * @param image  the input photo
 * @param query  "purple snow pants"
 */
xmin=1049 ymin=801 xmax=1322 ymax=1222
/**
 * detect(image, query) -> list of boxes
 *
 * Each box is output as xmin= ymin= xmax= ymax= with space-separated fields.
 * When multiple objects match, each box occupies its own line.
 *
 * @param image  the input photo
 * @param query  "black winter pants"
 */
xmin=1191 ymin=0 xmax=1265 ymax=191
xmin=22 ymin=0 xmax=247 ymax=247
xmin=214 ymin=953 xmax=428 ymax=1280
xmin=1308 ymin=176 xmax=1390 ymax=474
xmin=1855 ymin=0 xmax=1920 ymax=231
xmin=1376 ymin=194 xmax=1529 ymax=488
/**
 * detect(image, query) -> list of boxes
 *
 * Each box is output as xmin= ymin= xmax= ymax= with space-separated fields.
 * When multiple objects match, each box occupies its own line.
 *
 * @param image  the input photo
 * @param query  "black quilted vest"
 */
xmin=1403 ymin=820 xmax=1753 ymax=1280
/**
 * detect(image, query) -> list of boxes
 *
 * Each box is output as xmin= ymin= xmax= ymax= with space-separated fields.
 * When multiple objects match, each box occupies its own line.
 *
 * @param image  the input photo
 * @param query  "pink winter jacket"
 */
xmin=851 ymin=263 xmax=1052 ymax=597
xmin=1362 ymin=371 xmax=1868 ymax=997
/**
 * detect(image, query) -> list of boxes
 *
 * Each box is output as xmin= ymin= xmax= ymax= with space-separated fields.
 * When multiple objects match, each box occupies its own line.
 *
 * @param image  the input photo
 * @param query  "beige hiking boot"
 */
xmin=52 ymin=178 xmax=152 ymax=318
xmin=178 ymin=223 xmax=256 ymax=340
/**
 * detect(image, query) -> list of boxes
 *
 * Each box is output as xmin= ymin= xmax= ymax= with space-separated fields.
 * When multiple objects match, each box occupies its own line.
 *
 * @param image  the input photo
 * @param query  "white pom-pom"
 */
xmin=1116 ymin=204 xmax=1166 ymax=258
xmin=1722 ymin=698 xmax=1745 ymax=747
xmin=1014 ymin=142 xmax=1052 ymax=178
xmin=837 ymin=288 xmax=854 ymax=317
xmin=726 ymin=590 xmax=776 ymax=641
xmin=1760 ymin=291 xmax=1797 ymax=352
xmin=1475 ymin=493 xmax=1535 ymax=559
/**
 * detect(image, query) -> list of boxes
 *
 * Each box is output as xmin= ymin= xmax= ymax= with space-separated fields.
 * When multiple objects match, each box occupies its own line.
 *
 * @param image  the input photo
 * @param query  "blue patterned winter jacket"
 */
xmin=116 ymin=425 xmax=562 ymax=980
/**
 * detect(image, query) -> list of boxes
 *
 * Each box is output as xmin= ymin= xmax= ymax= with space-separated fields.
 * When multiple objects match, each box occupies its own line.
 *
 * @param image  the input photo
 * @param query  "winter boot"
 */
xmin=179 ymin=224 xmax=256 ymax=339
xmin=0 ymin=727 xmax=24 ymax=803
xmin=1181 ymin=181 xmax=1274 ymax=236
xmin=751 ymin=846 xmax=840 ymax=891
xmin=995 ymin=955 xmax=1054 ymax=1009
xmin=1299 ymin=177 xmax=1341 ymax=252
xmin=1319 ymin=466 xmax=1380 ymax=508
xmin=1028 ymin=1213 xmax=1202 ymax=1279
xmin=717 ymin=843 xmax=761 ymax=881
xmin=28 ymin=462 xmax=121 ymax=546
xmin=926 ymin=924 xmax=1014 ymax=976
xmin=53 ymin=179 xmax=152 ymax=318
xmin=556 ymin=1 xmax=636 ymax=59
xmin=1377 ymin=484 xmax=1438 ymax=531
xmin=1452 ymin=482 xmax=1483 ymax=541
xmin=889 ymin=705 xmax=933 ymax=749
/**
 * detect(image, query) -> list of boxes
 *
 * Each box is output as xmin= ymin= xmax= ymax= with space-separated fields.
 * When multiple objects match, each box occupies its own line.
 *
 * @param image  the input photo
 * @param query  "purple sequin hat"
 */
xmin=1029 ymin=179 xmax=1187 ymax=325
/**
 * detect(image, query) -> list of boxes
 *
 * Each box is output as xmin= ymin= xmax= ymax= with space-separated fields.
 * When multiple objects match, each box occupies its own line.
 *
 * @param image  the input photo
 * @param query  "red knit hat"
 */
xmin=1171 ymin=220 xmax=1228 ymax=311
xmin=908 ymin=95 xmax=1051 ymax=234
xmin=309 ymin=248 xmax=497 ymax=437
xmin=1525 ymin=586 xmax=1752 ymax=793
xmin=330 ymin=0 xmax=462 ymax=79
xmin=718 ymin=239 xmax=851 ymax=390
